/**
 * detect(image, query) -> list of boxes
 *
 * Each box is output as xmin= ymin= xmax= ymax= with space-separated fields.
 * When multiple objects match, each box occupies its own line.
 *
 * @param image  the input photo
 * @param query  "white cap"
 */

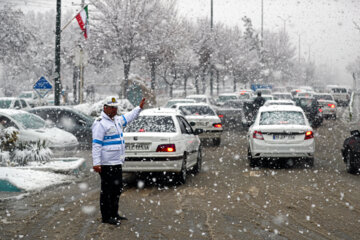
xmin=104 ymin=97 xmax=119 ymax=107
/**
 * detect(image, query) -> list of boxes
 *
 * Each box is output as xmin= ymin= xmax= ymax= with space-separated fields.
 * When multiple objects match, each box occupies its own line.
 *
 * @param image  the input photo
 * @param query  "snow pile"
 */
xmin=21 ymin=157 xmax=86 ymax=174
xmin=0 ymin=168 xmax=75 ymax=192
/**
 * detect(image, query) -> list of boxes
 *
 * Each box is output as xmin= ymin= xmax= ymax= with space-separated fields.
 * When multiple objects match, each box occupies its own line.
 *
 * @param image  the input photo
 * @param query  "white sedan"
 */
xmin=172 ymin=103 xmax=223 ymax=146
xmin=0 ymin=109 xmax=79 ymax=156
xmin=122 ymin=108 xmax=202 ymax=184
xmin=247 ymin=105 xmax=315 ymax=167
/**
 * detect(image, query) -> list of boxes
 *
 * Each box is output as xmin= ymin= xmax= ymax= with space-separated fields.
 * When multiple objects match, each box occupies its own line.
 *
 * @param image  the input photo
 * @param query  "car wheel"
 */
xmin=248 ymin=147 xmax=258 ymax=168
xmin=175 ymin=154 xmax=187 ymax=184
xmin=346 ymin=152 xmax=358 ymax=174
xmin=192 ymin=146 xmax=202 ymax=174
xmin=333 ymin=114 xmax=337 ymax=120
xmin=213 ymin=138 xmax=221 ymax=146
xmin=305 ymin=157 xmax=314 ymax=168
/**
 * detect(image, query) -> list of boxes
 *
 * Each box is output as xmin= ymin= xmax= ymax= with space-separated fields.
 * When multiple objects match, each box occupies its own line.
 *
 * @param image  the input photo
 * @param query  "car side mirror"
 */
xmin=350 ymin=130 xmax=360 ymax=136
xmin=194 ymin=128 xmax=203 ymax=135
xmin=189 ymin=122 xmax=196 ymax=126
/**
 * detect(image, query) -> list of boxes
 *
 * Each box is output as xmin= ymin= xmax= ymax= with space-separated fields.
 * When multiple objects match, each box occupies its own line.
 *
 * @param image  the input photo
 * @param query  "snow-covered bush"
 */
xmin=0 ymin=128 xmax=53 ymax=166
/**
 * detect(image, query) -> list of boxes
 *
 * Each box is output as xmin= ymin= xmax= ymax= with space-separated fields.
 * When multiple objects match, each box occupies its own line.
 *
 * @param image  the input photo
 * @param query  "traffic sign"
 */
xmin=33 ymin=76 xmax=53 ymax=98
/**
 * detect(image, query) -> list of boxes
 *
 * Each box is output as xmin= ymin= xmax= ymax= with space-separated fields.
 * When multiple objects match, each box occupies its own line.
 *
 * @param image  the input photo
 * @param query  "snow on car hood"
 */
xmin=18 ymin=127 xmax=78 ymax=148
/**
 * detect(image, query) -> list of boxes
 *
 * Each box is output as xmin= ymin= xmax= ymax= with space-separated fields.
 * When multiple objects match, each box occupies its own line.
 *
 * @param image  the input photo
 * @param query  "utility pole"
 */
xmin=261 ymin=0 xmax=263 ymax=48
xmin=79 ymin=0 xmax=85 ymax=103
xmin=297 ymin=33 xmax=301 ymax=63
xmin=54 ymin=0 xmax=62 ymax=106
xmin=209 ymin=0 xmax=214 ymax=96
xmin=277 ymin=16 xmax=290 ymax=34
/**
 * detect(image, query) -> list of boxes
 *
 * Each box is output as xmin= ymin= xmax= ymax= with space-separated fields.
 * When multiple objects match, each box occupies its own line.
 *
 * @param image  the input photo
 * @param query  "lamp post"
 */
xmin=209 ymin=0 xmax=214 ymax=96
xmin=261 ymin=0 xmax=263 ymax=48
xmin=296 ymin=32 xmax=303 ymax=64
xmin=277 ymin=16 xmax=290 ymax=33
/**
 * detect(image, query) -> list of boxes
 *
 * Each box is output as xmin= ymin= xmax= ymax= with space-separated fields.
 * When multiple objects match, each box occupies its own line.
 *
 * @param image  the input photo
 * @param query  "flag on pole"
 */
xmin=75 ymin=5 xmax=89 ymax=39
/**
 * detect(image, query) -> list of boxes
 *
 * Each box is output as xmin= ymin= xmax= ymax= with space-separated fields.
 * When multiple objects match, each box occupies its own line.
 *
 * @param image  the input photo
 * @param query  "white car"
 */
xmin=247 ymin=105 xmax=315 ymax=167
xmin=173 ymin=103 xmax=223 ymax=146
xmin=264 ymin=100 xmax=295 ymax=106
xmin=0 ymin=109 xmax=79 ymax=156
xmin=0 ymin=97 xmax=31 ymax=110
xmin=216 ymin=93 xmax=239 ymax=106
xmin=164 ymin=98 xmax=195 ymax=108
xmin=273 ymin=93 xmax=293 ymax=100
xmin=122 ymin=108 xmax=202 ymax=184
xmin=313 ymin=93 xmax=337 ymax=119
xmin=186 ymin=94 xmax=217 ymax=106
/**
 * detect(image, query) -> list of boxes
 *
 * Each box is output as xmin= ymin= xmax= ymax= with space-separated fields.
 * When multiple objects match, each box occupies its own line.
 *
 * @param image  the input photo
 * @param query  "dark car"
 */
xmin=341 ymin=130 xmax=360 ymax=174
xmin=294 ymin=97 xmax=323 ymax=128
xmin=217 ymin=100 xmax=246 ymax=129
xmin=28 ymin=106 xmax=94 ymax=149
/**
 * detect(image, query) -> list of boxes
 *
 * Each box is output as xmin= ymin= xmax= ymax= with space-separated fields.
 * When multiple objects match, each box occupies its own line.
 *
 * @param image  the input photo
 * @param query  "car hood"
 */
xmin=18 ymin=127 xmax=79 ymax=147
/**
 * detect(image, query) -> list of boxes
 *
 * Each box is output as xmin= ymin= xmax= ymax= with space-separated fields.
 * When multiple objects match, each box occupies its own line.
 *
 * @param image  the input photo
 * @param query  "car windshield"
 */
xmin=218 ymin=95 xmax=237 ymax=102
xmin=11 ymin=113 xmax=45 ymax=129
xmin=125 ymin=116 xmax=176 ymax=133
xmin=314 ymin=95 xmax=333 ymax=100
xmin=179 ymin=106 xmax=216 ymax=116
xmin=238 ymin=93 xmax=251 ymax=99
xmin=260 ymin=111 xmax=305 ymax=125
xmin=0 ymin=100 xmax=11 ymax=108
xmin=165 ymin=100 xmax=193 ymax=107
xmin=331 ymin=88 xmax=347 ymax=93
xmin=223 ymin=101 xmax=243 ymax=108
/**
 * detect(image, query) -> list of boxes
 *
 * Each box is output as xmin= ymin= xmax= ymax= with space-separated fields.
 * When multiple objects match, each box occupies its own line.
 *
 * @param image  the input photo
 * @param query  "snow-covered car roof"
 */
xmin=264 ymin=100 xmax=295 ymax=106
xmin=140 ymin=108 xmax=182 ymax=116
xmin=218 ymin=93 xmax=238 ymax=96
xmin=173 ymin=102 xmax=211 ymax=107
xmin=0 ymin=97 xmax=18 ymax=101
xmin=186 ymin=94 xmax=210 ymax=98
xmin=259 ymin=105 xmax=304 ymax=112
xmin=0 ymin=108 xmax=28 ymax=115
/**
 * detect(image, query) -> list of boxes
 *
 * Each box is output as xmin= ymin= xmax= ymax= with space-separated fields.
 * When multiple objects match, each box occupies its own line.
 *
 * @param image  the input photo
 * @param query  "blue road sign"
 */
xmin=33 ymin=76 xmax=52 ymax=98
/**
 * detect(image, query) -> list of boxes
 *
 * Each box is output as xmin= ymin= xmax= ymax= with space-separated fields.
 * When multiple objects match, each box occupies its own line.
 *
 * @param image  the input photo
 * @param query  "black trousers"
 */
xmin=99 ymin=164 xmax=123 ymax=221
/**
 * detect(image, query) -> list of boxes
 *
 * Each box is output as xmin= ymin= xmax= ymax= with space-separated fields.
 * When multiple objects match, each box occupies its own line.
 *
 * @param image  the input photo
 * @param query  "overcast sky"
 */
xmin=2 ymin=0 xmax=360 ymax=84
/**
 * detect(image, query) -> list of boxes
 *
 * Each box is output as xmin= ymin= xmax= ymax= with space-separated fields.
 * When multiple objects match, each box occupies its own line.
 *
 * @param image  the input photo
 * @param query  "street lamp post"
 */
xmin=261 ymin=0 xmax=263 ymax=48
xmin=277 ymin=16 xmax=291 ymax=33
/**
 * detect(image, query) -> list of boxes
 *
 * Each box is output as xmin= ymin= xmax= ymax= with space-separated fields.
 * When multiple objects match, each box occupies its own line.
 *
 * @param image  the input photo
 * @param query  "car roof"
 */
xmin=259 ymin=105 xmax=304 ymax=112
xmin=186 ymin=94 xmax=209 ymax=98
xmin=0 ymin=97 xmax=17 ymax=100
xmin=218 ymin=93 xmax=238 ymax=96
xmin=273 ymin=92 xmax=292 ymax=95
xmin=265 ymin=100 xmax=294 ymax=104
xmin=174 ymin=102 xmax=211 ymax=107
xmin=168 ymin=98 xmax=195 ymax=101
xmin=0 ymin=109 xmax=29 ymax=115
xmin=140 ymin=108 xmax=182 ymax=116
xmin=30 ymin=106 xmax=74 ymax=110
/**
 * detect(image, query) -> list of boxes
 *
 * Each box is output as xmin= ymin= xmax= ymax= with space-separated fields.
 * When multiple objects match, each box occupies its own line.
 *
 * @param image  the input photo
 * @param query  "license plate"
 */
xmin=197 ymin=122 xmax=207 ymax=126
xmin=273 ymin=134 xmax=295 ymax=140
xmin=125 ymin=143 xmax=150 ymax=151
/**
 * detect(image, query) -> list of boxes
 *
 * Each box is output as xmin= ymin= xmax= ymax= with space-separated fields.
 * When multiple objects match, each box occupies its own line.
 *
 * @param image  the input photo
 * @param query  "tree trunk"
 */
xmin=72 ymin=66 xmax=79 ymax=104
xmin=201 ymin=66 xmax=206 ymax=94
xmin=195 ymin=73 xmax=200 ymax=94
xmin=170 ymin=84 xmax=173 ymax=98
xmin=216 ymin=69 xmax=219 ymax=96
xmin=150 ymin=61 xmax=156 ymax=91
xmin=233 ymin=75 xmax=237 ymax=92
xmin=183 ymin=75 xmax=188 ymax=97
xmin=123 ymin=62 xmax=131 ymax=98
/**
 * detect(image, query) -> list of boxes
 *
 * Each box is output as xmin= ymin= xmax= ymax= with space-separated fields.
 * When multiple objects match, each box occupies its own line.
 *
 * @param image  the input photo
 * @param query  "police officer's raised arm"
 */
xmin=118 ymin=98 xmax=146 ymax=127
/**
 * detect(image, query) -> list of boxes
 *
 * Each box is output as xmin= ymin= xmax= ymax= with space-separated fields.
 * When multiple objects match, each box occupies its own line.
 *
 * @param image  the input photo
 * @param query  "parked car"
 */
xmin=341 ymin=130 xmax=360 ymax=174
xmin=247 ymin=105 xmax=315 ymax=167
xmin=216 ymin=100 xmax=246 ymax=129
xmin=0 ymin=97 xmax=31 ymax=110
xmin=294 ymin=97 xmax=323 ymax=128
xmin=28 ymin=106 xmax=94 ymax=148
xmin=313 ymin=93 xmax=337 ymax=119
xmin=164 ymin=98 xmax=195 ymax=108
xmin=0 ymin=109 xmax=79 ymax=156
xmin=18 ymin=91 xmax=50 ymax=107
xmin=122 ymin=108 xmax=203 ymax=184
xmin=172 ymin=103 xmax=223 ymax=146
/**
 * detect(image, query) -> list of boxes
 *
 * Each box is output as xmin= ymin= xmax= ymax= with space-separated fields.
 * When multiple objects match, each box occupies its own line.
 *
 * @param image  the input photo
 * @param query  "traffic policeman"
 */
xmin=92 ymin=97 xmax=146 ymax=225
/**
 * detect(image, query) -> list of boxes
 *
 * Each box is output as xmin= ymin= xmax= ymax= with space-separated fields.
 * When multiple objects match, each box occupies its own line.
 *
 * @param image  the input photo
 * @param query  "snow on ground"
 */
xmin=0 ymin=168 xmax=75 ymax=192
xmin=21 ymin=158 xmax=86 ymax=174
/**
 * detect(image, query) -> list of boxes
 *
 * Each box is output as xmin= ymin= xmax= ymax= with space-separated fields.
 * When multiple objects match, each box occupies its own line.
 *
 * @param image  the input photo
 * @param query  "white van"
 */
xmin=325 ymin=85 xmax=350 ymax=106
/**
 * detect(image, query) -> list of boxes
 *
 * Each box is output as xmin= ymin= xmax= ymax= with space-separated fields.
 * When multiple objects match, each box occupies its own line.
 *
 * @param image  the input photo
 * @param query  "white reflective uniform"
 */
xmin=92 ymin=107 xmax=142 ymax=166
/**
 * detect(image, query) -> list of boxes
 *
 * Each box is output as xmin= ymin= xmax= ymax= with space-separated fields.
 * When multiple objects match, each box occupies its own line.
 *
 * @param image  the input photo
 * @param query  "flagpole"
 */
xmin=61 ymin=4 xmax=88 ymax=32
